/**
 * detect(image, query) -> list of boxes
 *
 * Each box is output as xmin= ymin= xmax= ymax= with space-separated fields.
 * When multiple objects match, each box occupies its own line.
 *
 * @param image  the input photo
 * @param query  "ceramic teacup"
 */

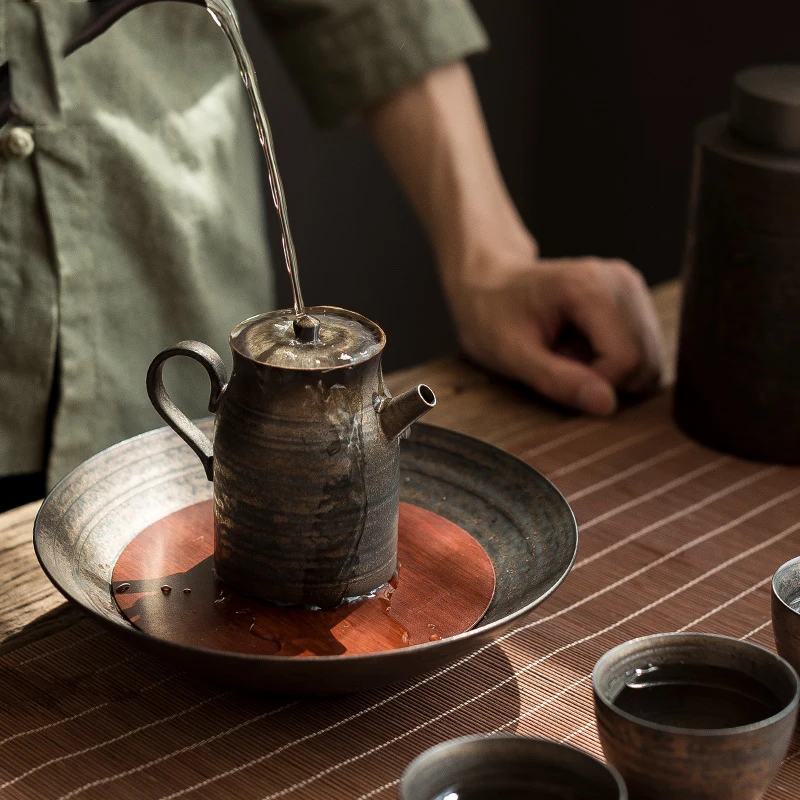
xmin=593 ymin=632 xmax=799 ymax=799
xmin=772 ymin=556 xmax=800 ymax=674
xmin=399 ymin=734 xmax=627 ymax=800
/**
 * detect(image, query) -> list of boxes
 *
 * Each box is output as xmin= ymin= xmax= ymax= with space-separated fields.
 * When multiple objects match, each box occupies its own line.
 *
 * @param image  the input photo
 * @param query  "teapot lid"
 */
xmin=230 ymin=306 xmax=385 ymax=370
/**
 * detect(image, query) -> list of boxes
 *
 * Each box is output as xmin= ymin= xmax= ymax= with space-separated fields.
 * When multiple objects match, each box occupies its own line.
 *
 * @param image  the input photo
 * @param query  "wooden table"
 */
xmin=5 ymin=278 xmax=800 ymax=800
xmin=0 ymin=280 xmax=682 ymax=653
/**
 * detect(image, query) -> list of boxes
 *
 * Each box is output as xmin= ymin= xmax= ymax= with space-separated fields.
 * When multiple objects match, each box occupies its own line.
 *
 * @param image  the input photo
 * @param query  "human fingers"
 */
xmin=559 ymin=258 xmax=657 ymax=391
xmin=512 ymin=333 xmax=618 ymax=416
xmin=619 ymin=269 xmax=664 ymax=393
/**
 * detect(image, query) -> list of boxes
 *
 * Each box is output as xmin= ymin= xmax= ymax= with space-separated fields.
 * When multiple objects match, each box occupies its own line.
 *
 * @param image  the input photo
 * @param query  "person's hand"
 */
xmin=364 ymin=59 xmax=663 ymax=413
xmin=442 ymin=239 xmax=664 ymax=416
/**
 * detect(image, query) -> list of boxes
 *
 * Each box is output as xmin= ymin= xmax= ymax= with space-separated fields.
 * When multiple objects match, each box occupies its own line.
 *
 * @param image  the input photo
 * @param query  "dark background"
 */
xmin=238 ymin=0 xmax=800 ymax=371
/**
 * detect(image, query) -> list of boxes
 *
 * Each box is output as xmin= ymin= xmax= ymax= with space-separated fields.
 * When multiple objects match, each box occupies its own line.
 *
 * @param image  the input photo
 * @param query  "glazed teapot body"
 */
xmin=147 ymin=307 xmax=435 ymax=608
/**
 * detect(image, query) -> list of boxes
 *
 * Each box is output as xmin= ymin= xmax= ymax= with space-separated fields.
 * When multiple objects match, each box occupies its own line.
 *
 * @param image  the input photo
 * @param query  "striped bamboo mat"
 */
xmin=2 ymin=392 xmax=800 ymax=799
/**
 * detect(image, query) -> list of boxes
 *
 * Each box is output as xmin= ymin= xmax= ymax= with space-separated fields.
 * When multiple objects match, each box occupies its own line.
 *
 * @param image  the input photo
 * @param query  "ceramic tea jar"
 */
xmin=675 ymin=64 xmax=800 ymax=462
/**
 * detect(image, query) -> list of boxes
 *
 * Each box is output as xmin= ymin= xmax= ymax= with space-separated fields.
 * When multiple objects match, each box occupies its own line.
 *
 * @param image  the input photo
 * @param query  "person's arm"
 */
xmin=365 ymin=61 xmax=663 ymax=416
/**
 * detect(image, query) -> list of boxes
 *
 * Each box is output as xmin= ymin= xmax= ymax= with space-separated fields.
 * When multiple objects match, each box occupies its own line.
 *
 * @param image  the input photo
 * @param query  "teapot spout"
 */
xmin=379 ymin=385 xmax=436 ymax=442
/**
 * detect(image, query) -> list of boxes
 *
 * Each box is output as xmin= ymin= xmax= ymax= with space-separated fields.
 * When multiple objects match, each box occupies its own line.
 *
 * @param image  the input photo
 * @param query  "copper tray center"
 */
xmin=112 ymin=500 xmax=496 ymax=657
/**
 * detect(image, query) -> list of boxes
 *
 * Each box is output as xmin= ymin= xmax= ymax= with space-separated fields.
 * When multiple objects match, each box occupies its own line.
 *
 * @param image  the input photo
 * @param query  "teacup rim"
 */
xmin=592 ymin=631 xmax=800 ymax=737
xmin=398 ymin=734 xmax=628 ymax=799
xmin=772 ymin=555 xmax=800 ymax=613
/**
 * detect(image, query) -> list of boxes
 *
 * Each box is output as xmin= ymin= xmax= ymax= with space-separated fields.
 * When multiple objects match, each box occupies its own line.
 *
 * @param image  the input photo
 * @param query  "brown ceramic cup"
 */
xmin=772 ymin=556 xmax=800 ymax=674
xmin=399 ymin=734 xmax=627 ymax=800
xmin=593 ymin=633 xmax=799 ymax=800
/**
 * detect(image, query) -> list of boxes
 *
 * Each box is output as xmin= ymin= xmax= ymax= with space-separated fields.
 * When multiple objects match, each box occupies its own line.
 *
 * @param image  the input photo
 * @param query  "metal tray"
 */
xmin=34 ymin=422 xmax=577 ymax=695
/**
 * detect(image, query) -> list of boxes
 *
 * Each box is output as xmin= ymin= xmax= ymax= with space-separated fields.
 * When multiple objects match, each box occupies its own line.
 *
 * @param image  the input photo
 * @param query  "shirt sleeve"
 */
xmin=249 ymin=0 xmax=489 ymax=127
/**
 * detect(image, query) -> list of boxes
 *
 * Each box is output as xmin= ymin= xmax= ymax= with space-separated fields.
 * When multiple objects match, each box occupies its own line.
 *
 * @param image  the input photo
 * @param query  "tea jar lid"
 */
xmin=730 ymin=64 xmax=800 ymax=155
xmin=230 ymin=306 xmax=385 ymax=370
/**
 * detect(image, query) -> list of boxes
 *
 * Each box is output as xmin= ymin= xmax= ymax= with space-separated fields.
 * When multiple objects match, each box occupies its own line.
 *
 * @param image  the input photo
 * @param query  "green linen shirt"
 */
xmin=0 ymin=0 xmax=487 ymax=486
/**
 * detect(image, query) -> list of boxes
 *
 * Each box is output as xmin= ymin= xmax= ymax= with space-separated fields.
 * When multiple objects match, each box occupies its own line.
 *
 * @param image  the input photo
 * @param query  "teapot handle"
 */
xmin=146 ymin=341 xmax=228 ymax=481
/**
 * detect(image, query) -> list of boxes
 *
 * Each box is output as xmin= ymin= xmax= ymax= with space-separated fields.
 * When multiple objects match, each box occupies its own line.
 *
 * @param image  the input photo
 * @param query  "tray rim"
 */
xmin=33 ymin=421 xmax=578 ymax=665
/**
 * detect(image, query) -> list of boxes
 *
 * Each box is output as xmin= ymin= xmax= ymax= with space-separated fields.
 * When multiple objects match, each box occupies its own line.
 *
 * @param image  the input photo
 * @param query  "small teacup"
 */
xmin=593 ymin=632 xmax=799 ymax=800
xmin=772 ymin=556 xmax=800 ymax=673
xmin=399 ymin=734 xmax=627 ymax=800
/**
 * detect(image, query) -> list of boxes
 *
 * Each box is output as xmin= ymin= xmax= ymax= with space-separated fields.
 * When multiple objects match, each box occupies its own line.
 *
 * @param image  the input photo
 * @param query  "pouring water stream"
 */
xmin=205 ymin=0 xmax=306 ymax=318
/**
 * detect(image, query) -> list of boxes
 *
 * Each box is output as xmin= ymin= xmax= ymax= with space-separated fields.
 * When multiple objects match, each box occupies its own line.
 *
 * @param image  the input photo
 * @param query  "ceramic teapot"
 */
xmin=147 ymin=308 xmax=435 ymax=608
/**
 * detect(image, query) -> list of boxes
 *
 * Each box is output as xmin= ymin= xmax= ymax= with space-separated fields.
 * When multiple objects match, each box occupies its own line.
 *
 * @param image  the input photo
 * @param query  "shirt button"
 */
xmin=1 ymin=127 xmax=35 ymax=160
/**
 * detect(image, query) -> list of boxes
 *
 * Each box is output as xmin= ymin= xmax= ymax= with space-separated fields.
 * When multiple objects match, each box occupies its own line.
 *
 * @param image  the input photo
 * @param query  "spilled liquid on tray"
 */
xmin=613 ymin=663 xmax=783 ymax=728
xmin=213 ymin=574 xmax=406 ymax=655
xmin=114 ymin=567 xmax=409 ymax=657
